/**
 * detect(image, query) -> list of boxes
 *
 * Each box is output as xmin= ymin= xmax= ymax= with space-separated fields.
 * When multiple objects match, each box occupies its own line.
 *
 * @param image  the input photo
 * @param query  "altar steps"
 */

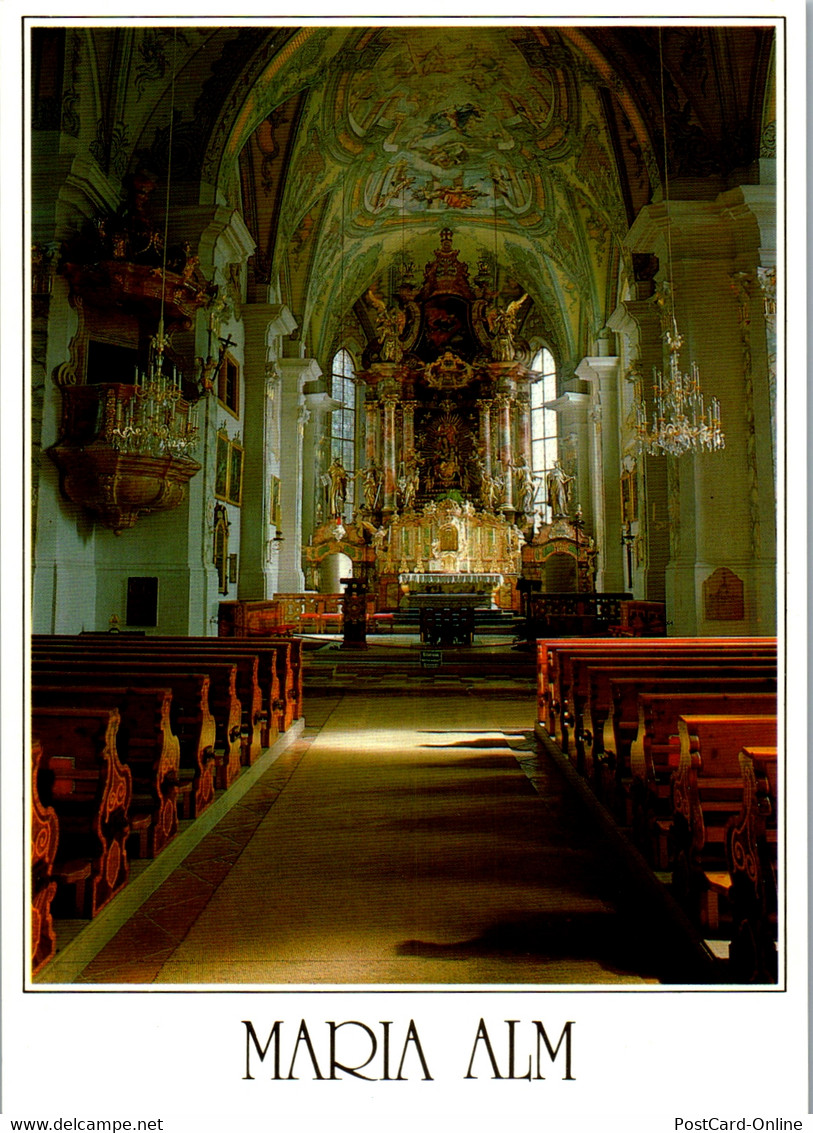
xmin=389 ymin=608 xmax=522 ymax=635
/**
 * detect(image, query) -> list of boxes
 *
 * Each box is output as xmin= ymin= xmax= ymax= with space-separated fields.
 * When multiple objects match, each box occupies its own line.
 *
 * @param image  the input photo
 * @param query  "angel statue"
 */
xmin=366 ymin=288 xmax=406 ymax=363
xmin=487 ymin=293 xmax=527 ymax=362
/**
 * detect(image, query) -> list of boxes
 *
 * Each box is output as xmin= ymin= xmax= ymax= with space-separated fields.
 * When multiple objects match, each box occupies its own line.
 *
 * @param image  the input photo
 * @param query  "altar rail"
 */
xmin=521 ymin=592 xmax=633 ymax=641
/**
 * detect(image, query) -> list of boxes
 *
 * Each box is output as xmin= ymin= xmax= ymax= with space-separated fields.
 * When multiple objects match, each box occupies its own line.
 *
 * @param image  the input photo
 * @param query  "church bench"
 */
xmin=31 ymin=664 xmax=217 ymax=818
xmin=579 ymin=663 xmax=777 ymax=785
xmin=669 ymin=714 xmax=778 ymax=926
xmin=419 ymin=606 xmax=475 ymax=646
xmin=552 ymin=648 xmax=774 ymax=757
xmin=31 ymin=737 xmax=59 ymax=974
xmin=31 ymin=683 xmax=181 ymax=857
xmin=63 ymin=640 xmax=265 ymax=766
xmin=59 ymin=631 xmax=302 ymax=733
xmin=32 ymin=706 xmax=132 ymax=919
xmin=725 ymin=746 xmax=779 ymax=982
xmin=145 ymin=635 xmax=296 ymax=735
xmin=537 ymin=637 xmax=776 ymax=743
xmin=218 ymin=598 xmax=296 ymax=637
xmin=136 ymin=634 xmax=299 ymax=732
xmin=617 ymin=689 xmax=778 ymax=866
xmin=32 ymin=646 xmax=243 ymax=790
xmin=212 ymin=626 xmax=302 ymax=726
xmin=536 ymin=636 xmax=760 ymax=732
xmin=608 ymin=600 xmax=667 ymax=637
xmin=558 ymin=642 xmax=776 ymax=749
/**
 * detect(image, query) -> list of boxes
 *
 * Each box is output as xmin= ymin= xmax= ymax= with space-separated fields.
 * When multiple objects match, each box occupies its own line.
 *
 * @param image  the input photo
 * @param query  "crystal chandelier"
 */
xmin=634 ymin=31 xmax=725 ymax=458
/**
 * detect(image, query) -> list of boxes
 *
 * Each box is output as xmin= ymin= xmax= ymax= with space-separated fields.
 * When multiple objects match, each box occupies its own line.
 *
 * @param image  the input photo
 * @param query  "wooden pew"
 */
xmin=609 ymin=600 xmax=667 ymax=637
xmin=537 ymin=636 xmax=776 ymax=733
xmin=620 ymin=689 xmax=778 ymax=866
xmin=31 ymin=737 xmax=59 ymax=974
xmin=143 ymin=636 xmax=296 ymax=736
xmin=91 ymin=634 xmax=296 ymax=737
xmin=31 ymin=665 xmax=217 ymax=818
xmin=585 ymin=664 xmax=777 ymax=784
xmin=670 ymin=713 xmax=777 ymax=927
xmin=36 ymin=631 xmax=302 ymax=735
xmin=726 ymin=746 xmax=778 ymax=982
xmin=32 ymin=684 xmax=181 ymax=857
xmin=218 ymin=598 xmax=296 ymax=637
xmin=63 ymin=641 xmax=264 ymax=766
xmin=32 ymin=651 xmax=242 ymax=791
xmin=561 ymin=643 xmax=776 ymax=751
xmin=538 ymin=639 xmax=774 ymax=734
xmin=32 ymin=706 xmax=131 ymax=919
xmin=540 ymin=638 xmax=776 ymax=748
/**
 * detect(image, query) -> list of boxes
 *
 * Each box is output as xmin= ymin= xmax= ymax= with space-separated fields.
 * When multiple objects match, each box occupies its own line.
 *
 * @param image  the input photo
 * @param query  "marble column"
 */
xmin=303 ymin=390 xmax=342 ymax=540
xmin=381 ymin=393 xmax=398 ymax=513
xmin=365 ymin=395 xmax=381 ymax=469
xmin=277 ymin=356 xmax=322 ymax=591
xmin=516 ymin=393 xmax=532 ymax=469
xmin=401 ymin=400 xmax=417 ymax=462
xmin=495 ymin=395 xmax=514 ymax=510
xmin=476 ymin=399 xmax=493 ymax=474
xmin=239 ymin=302 xmax=296 ymax=600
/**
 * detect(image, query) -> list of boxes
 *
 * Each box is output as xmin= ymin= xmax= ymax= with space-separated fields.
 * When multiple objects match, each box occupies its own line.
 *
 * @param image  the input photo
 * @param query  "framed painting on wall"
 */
xmin=227 ymin=441 xmax=244 ymax=506
xmin=215 ymin=431 xmax=230 ymax=500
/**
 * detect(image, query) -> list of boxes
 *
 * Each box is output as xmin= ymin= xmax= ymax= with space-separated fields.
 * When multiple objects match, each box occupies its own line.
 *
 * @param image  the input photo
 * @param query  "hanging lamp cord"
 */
xmin=158 ymin=28 xmax=178 ymax=350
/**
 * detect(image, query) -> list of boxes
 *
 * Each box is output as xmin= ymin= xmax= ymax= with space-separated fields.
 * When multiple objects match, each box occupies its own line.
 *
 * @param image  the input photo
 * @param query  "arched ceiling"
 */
xmin=112 ymin=23 xmax=774 ymax=374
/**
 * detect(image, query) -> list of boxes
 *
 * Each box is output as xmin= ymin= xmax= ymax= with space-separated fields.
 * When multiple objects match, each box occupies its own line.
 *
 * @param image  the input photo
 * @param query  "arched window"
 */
xmin=330 ymin=348 xmax=356 ymax=517
xmin=530 ymin=347 xmax=558 ymax=506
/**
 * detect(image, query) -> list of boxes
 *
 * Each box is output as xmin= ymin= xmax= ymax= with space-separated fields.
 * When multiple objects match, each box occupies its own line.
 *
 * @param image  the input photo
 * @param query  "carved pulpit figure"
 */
xmin=546 ymin=460 xmax=574 ymax=517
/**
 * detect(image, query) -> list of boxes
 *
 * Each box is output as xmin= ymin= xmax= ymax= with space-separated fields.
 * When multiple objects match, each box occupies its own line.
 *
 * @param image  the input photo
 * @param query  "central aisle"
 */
xmin=130 ymin=693 xmax=669 ymax=986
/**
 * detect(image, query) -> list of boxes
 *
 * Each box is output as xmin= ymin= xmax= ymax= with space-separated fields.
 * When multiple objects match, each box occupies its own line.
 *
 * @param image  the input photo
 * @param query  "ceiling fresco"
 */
xmin=53 ymin=24 xmax=774 ymax=377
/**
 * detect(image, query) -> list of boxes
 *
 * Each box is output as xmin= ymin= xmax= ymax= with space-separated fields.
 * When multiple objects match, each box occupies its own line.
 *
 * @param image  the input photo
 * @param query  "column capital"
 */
xmin=574 ymin=356 xmax=621 ymax=387
xmin=627 ymin=185 xmax=775 ymax=265
xmin=168 ymin=205 xmax=256 ymax=268
xmin=242 ymin=302 xmax=298 ymax=341
xmin=278 ymin=357 xmax=322 ymax=391
xmin=304 ymin=391 xmax=342 ymax=416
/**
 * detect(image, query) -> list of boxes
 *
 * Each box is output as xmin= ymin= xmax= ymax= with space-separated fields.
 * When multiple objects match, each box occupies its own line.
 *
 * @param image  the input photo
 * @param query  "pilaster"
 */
xmin=239 ymin=302 xmax=297 ymax=599
xmin=575 ymin=357 xmax=624 ymax=592
xmin=626 ymin=188 xmax=776 ymax=634
xmin=278 ymin=357 xmax=322 ymax=591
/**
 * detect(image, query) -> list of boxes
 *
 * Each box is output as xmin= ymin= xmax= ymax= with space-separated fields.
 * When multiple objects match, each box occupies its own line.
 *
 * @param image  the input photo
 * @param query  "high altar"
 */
xmin=306 ymin=229 xmax=584 ymax=612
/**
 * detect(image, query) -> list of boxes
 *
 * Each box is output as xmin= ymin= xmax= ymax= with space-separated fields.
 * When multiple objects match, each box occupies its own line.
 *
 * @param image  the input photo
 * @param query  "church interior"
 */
xmin=29 ymin=22 xmax=779 ymax=987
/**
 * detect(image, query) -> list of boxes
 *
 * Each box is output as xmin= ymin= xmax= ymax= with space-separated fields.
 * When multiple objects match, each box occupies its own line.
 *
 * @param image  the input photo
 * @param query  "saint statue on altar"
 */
xmin=547 ymin=460 xmax=574 ymax=517
xmin=325 ymin=457 xmax=348 ymax=517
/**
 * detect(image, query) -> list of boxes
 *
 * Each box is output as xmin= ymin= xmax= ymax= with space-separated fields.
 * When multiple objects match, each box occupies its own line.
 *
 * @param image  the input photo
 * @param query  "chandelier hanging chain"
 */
xmin=634 ymin=30 xmax=725 ymax=457
xmin=155 ymin=27 xmax=178 ymax=370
